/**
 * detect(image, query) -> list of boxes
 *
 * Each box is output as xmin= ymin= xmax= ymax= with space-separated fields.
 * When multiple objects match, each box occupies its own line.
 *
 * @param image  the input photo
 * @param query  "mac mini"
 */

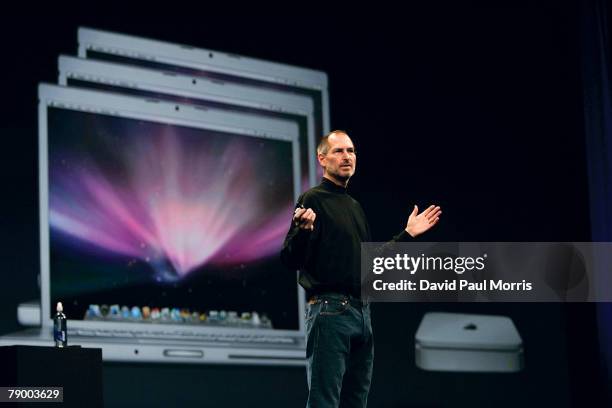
xmin=415 ymin=312 xmax=524 ymax=372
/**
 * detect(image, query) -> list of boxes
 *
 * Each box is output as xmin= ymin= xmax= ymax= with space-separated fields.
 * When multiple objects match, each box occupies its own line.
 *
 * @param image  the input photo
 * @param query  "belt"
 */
xmin=308 ymin=293 xmax=368 ymax=307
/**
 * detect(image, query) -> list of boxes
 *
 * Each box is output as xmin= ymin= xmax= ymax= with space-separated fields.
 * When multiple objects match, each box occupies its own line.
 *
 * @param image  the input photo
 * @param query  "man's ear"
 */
xmin=317 ymin=153 xmax=326 ymax=167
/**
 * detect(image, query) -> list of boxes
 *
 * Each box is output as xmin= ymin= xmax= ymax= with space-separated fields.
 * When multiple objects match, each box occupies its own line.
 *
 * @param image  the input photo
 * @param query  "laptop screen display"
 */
xmin=47 ymin=106 xmax=299 ymax=330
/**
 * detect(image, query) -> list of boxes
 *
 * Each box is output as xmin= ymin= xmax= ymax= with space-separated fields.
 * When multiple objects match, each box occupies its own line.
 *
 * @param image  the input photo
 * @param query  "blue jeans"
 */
xmin=305 ymin=293 xmax=374 ymax=408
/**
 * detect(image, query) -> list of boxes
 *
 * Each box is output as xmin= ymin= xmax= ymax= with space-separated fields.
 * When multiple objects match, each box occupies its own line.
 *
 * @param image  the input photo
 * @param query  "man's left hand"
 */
xmin=405 ymin=205 xmax=441 ymax=237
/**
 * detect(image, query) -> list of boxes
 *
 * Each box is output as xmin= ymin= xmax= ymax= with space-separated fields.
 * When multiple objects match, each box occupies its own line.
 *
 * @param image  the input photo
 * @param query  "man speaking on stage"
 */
xmin=281 ymin=130 xmax=442 ymax=407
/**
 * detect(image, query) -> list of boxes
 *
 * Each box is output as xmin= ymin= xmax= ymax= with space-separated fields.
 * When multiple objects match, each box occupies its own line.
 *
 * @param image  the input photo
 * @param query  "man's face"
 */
xmin=318 ymin=132 xmax=356 ymax=183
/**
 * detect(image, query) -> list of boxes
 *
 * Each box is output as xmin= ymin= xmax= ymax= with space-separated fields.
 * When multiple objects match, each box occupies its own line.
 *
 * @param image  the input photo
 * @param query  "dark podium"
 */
xmin=0 ymin=345 xmax=103 ymax=407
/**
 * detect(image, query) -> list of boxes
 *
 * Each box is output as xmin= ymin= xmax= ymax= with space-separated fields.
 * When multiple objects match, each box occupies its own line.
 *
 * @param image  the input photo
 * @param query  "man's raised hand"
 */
xmin=405 ymin=205 xmax=441 ymax=237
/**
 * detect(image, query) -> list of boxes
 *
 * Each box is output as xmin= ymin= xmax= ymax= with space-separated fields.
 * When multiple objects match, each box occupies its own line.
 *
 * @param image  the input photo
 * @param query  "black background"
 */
xmin=0 ymin=4 xmax=607 ymax=407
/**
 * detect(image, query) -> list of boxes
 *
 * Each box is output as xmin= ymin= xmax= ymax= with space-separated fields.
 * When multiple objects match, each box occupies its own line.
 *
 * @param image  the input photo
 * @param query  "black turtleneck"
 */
xmin=281 ymin=177 xmax=410 ymax=298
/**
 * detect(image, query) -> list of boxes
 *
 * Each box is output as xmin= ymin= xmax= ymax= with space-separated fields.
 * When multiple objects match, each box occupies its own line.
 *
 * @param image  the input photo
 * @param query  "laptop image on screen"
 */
xmin=77 ymin=27 xmax=330 ymax=182
xmin=0 ymin=84 xmax=307 ymax=366
xmin=57 ymin=55 xmax=317 ymax=192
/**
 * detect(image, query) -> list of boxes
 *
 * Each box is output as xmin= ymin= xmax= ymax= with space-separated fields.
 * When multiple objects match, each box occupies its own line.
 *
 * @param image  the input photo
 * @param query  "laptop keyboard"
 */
xmin=69 ymin=329 xmax=296 ymax=344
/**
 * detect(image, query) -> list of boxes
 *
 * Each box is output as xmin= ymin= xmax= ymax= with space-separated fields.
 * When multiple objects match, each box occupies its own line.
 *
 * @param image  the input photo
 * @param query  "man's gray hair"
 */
xmin=317 ymin=130 xmax=350 ymax=155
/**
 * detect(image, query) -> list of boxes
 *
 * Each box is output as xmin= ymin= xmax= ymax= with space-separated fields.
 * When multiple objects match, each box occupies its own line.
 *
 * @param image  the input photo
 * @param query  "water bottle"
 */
xmin=53 ymin=302 xmax=67 ymax=347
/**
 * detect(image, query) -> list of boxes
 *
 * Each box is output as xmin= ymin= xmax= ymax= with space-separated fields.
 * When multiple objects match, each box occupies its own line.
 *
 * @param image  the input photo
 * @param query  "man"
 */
xmin=281 ymin=130 xmax=441 ymax=408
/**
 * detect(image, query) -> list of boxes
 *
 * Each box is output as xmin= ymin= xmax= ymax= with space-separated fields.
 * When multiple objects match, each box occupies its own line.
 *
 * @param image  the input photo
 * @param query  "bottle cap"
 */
xmin=56 ymin=302 xmax=63 ymax=313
